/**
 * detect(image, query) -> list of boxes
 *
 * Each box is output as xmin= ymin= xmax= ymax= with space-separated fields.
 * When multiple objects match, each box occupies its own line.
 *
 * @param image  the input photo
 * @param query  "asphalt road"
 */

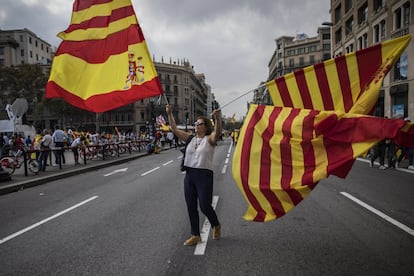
xmin=0 ymin=139 xmax=413 ymax=275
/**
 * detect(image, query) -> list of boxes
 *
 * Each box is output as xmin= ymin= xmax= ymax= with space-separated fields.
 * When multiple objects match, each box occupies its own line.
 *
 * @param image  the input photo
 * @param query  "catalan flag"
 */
xmin=267 ymin=35 xmax=411 ymax=114
xmin=232 ymin=104 xmax=413 ymax=222
xmin=46 ymin=0 xmax=163 ymax=112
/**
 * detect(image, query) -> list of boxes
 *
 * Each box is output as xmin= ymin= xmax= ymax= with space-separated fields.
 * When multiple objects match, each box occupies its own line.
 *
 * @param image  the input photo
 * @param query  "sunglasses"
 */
xmin=194 ymin=121 xmax=205 ymax=126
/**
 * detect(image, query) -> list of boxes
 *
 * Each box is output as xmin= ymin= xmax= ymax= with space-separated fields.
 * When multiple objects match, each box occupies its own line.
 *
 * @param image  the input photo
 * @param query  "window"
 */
xmin=322 ymin=33 xmax=330 ymax=40
xmin=0 ymin=47 xmax=3 ymax=55
xmin=173 ymin=86 xmax=178 ymax=96
xmin=394 ymin=51 xmax=408 ymax=81
xmin=345 ymin=0 xmax=352 ymax=13
xmin=335 ymin=4 xmax=342 ymax=23
xmin=335 ymin=28 xmax=342 ymax=44
xmin=41 ymin=44 xmax=43 ymax=50
xmin=380 ymin=20 xmax=386 ymax=40
xmin=30 ymin=51 xmax=33 ymax=58
xmin=394 ymin=8 xmax=402 ymax=29
xmin=35 ymin=40 xmax=38 ymax=47
xmin=19 ymin=35 xmax=23 ymax=42
xmin=0 ymin=59 xmax=4 ymax=65
xmin=298 ymin=47 xmax=306 ymax=54
xmin=345 ymin=17 xmax=354 ymax=36
xmin=309 ymin=55 xmax=315 ymax=64
xmin=286 ymin=49 xmax=295 ymax=56
xmin=373 ymin=0 xmax=385 ymax=12
xmin=374 ymin=25 xmax=380 ymax=43
xmin=346 ymin=43 xmax=354 ymax=53
xmin=323 ymin=43 xmax=331 ymax=50
xmin=299 ymin=57 xmax=304 ymax=66
xmin=29 ymin=37 xmax=32 ymax=44
xmin=308 ymin=45 xmax=317 ymax=52
xmin=362 ymin=33 xmax=368 ymax=48
xmin=358 ymin=2 xmax=368 ymax=25
xmin=289 ymin=59 xmax=294 ymax=67
xmin=403 ymin=1 xmax=411 ymax=26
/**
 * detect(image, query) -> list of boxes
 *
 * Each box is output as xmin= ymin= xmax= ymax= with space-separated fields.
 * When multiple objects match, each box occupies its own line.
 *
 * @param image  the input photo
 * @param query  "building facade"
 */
xmin=0 ymin=28 xmax=53 ymax=66
xmin=268 ymin=27 xmax=332 ymax=80
xmin=328 ymin=0 xmax=413 ymax=119
xmin=254 ymin=27 xmax=332 ymax=105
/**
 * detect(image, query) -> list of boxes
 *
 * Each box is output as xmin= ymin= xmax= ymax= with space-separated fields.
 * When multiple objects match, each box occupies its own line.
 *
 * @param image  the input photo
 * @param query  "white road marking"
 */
xmin=194 ymin=195 xmax=219 ymax=255
xmin=141 ymin=167 xmax=160 ymax=176
xmin=104 ymin=167 xmax=128 ymax=176
xmin=163 ymin=160 xmax=174 ymax=166
xmin=221 ymin=164 xmax=227 ymax=174
xmin=0 ymin=196 xmax=99 ymax=245
xmin=341 ymin=192 xmax=414 ymax=236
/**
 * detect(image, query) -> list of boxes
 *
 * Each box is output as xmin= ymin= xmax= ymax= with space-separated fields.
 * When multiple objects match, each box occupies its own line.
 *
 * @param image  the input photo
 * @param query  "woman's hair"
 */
xmin=198 ymin=116 xmax=213 ymax=135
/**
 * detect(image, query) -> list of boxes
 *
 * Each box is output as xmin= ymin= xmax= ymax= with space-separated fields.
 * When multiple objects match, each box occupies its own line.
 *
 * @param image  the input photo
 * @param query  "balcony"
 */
xmin=391 ymin=26 xmax=410 ymax=38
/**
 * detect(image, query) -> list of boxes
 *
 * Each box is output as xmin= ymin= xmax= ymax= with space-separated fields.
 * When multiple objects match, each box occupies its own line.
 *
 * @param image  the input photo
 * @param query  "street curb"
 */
xmin=0 ymin=152 xmax=151 ymax=196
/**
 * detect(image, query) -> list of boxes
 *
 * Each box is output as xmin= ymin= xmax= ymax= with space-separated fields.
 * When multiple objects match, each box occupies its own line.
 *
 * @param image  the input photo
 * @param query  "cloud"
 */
xmin=1 ymin=0 xmax=330 ymax=119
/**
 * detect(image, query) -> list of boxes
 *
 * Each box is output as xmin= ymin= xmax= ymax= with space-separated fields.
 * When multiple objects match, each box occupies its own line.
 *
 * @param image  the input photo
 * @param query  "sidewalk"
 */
xmin=0 ymin=149 xmax=151 ymax=195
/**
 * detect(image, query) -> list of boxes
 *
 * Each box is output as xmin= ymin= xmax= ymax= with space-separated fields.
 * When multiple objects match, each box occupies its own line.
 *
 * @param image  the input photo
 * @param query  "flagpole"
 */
xmin=162 ymin=93 xmax=169 ymax=105
xmin=220 ymin=83 xmax=267 ymax=110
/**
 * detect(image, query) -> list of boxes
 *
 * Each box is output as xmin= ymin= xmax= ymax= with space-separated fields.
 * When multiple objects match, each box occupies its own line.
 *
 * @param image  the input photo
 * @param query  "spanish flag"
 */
xmin=267 ymin=35 xmax=411 ymax=114
xmin=46 ymin=0 xmax=163 ymax=112
xmin=232 ymin=104 xmax=413 ymax=222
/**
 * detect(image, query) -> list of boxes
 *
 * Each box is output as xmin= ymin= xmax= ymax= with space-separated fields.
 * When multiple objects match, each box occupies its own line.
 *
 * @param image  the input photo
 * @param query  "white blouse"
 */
xmin=184 ymin=136 xmax=215 ymax=171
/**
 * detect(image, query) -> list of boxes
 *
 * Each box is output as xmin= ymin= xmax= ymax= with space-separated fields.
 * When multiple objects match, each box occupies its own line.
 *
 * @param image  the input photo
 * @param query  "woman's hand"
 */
xmin=166 ymin=104 xmax=172 ymax=115
xmin=212 ymin=109 xmax=221 ymax=119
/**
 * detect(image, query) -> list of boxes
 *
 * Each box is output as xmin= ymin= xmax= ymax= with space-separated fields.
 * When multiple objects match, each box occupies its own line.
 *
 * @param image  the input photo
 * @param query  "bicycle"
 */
xmin=0 ymin=145 xmax=40 ymax=176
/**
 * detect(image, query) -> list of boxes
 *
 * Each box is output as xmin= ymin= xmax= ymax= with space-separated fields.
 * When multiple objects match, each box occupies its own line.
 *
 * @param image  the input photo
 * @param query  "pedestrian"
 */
xmin=370 ymin=139 xmax=387 ymax=169
xmin=71 ymin=134 xmax=85 ymax=165
xmin=386 ymin=139 xmax=397 ymax=168
xmin=39 ymin=129 xmax=52 ymax=172
xmin=52 ymin=126 xmax=67 ymax=165
xmin=166 ymin=104 xmax=222 ymax=246
xmin=396 ymin=117 xmax=414 ymax=170
xmin=25 ymin=135 xmax=32 ymax=148
xmin=167 ymin=130 xmax=174 ymax=148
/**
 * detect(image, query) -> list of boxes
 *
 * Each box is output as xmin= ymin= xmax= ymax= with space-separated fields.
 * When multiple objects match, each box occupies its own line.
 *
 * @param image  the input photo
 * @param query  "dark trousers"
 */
xmin=371 ymin=143 xmax=386 ymax=166
xmin=184 ymin=168 xmax=219 ymax=236
xmin=398 ymin=146 xmax=414 ymax=166
xmin=38 ymin=149 xmax=49 ymax=171
xmin=54 ymin=142 xmax=66 ymax=164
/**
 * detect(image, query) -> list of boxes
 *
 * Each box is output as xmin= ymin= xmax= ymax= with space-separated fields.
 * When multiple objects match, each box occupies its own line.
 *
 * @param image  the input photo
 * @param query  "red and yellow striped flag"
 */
xmin=232 ymin=104 xmax=412 ymax=222
xmin=267 ymin=35 xmax=411 ymax=114
xmin=46 ymin=0 xmax=163 ymax=112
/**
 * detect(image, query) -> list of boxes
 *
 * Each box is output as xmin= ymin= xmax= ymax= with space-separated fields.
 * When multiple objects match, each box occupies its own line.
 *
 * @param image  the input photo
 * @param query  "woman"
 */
xmin=166 ymin=104 xmax=222 ymax=246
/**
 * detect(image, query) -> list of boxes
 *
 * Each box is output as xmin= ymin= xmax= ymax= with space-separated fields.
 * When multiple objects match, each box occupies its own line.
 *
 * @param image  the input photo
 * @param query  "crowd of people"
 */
xmin=369 ymin=117 xmax=413 ymax=170
xmin=0 ymin=126 xmax=171 ymax=172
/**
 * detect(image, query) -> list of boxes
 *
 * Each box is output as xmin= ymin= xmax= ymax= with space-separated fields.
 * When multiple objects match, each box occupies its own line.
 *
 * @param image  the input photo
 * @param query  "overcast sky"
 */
xmin=1 ymin=0 xmax=330 ymax=119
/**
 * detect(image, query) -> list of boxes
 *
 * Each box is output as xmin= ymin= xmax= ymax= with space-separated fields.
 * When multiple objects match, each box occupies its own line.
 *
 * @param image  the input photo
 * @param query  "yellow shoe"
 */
xmin=212 ymin=224 xmax=221 ymax=240
xmin=184 ymin=235 xmax=201 ymax=246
